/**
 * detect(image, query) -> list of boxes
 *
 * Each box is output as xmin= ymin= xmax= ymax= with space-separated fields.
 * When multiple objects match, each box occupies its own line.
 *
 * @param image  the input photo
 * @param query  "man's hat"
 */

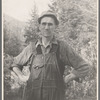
xmin=38 ymin=10 xmax=59 ymax=25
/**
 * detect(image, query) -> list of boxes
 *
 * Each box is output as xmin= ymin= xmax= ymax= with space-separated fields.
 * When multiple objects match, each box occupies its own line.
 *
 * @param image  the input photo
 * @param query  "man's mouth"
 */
xmin=43 ymin=31 xmax=50 ymax=34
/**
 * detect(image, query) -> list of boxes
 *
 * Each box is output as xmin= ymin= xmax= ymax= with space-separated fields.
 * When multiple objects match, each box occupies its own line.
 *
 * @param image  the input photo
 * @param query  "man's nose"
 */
xmin=45 ymin=24 xmax=49 ymax=29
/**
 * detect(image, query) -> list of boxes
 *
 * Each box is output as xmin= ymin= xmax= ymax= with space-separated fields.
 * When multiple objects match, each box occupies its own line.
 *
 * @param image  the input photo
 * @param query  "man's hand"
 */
xmin=64 ymin=73 xmax=76 ymax=84
xmin=13 ymin=67 xmax=30 ymax=83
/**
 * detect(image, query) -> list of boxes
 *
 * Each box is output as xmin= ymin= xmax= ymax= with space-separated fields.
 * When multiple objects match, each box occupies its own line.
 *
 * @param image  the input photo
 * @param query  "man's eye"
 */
xmin=42 ymin=23 xmax=46 ymax=26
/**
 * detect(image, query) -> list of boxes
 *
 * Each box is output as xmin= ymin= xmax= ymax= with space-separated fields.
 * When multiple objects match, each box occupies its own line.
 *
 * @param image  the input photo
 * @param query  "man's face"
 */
xmin=39 ymin=16 xmax=57 ymax=38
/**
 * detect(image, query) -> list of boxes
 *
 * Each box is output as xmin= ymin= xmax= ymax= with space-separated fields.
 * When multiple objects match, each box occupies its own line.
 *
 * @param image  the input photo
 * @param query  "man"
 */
xmin=11 ymin=10 xmax=89 ymax=100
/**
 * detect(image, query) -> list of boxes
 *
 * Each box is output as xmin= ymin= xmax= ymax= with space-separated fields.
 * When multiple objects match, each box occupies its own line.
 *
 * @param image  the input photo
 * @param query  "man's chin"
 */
xmin=42 ymin=34 xmax=51 ymax=37
xmin=44 ymin=35 xmax=51 ymax=38
xmin=41 ymin=32 xmax=53 ymax=38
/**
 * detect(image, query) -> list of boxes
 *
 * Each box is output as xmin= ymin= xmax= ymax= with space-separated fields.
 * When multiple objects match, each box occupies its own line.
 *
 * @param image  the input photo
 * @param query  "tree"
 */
xmin=3 ymin=15 xmax=25 ymax=56
xmin=24 ymin=3 xmax=39 ymax=44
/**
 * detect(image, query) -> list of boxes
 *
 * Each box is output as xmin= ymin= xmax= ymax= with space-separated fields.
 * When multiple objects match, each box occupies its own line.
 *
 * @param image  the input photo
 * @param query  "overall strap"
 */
xmin=28 ymin=41 xmax=37 ymax=71
xmin=56 ymin=40 xmax=65 ymax=76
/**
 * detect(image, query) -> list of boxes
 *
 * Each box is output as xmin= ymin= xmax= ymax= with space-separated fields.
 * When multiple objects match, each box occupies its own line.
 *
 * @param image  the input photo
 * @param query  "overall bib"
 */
xmin=23 ymin=44 xmax=65 ymax=100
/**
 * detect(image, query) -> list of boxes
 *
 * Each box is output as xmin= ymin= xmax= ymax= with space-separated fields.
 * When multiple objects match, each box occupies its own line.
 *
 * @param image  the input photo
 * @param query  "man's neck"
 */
xmin=41 ymin=36 xmax=53 ymax=48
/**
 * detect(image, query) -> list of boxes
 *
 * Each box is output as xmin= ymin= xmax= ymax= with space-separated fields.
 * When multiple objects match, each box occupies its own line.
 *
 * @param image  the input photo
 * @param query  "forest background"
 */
xmin=3 ymin=0 xmax=97 ymax=100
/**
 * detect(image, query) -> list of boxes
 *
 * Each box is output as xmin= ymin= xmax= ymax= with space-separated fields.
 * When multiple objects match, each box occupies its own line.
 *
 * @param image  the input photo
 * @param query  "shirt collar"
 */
xmin=35 ymin=37 xmax=58 ymax=48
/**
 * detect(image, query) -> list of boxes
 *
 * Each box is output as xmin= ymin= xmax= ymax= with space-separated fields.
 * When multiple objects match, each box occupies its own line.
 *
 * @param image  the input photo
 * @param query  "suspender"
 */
xmin=56 ymin=41 xmax=65 ymax=76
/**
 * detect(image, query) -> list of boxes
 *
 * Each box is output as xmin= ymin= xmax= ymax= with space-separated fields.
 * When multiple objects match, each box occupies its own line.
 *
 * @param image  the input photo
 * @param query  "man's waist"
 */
xmin=31 ymin=79 xmax=64 ymax=88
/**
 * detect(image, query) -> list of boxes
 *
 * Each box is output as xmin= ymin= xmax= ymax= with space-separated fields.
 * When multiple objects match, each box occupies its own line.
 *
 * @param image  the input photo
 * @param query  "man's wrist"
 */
xmin=13 ymin=67 xmax=23 ymax=76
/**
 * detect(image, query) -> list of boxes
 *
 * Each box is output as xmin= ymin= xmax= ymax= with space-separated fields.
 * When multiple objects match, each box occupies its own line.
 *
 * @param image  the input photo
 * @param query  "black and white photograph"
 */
xmin=3 ymin=0 xmax=98 ymax=100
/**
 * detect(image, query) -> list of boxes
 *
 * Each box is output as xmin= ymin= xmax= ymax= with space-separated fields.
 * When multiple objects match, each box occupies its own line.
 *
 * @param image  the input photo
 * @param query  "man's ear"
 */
xmin=37 ymin=26 xmax=40 ymax=32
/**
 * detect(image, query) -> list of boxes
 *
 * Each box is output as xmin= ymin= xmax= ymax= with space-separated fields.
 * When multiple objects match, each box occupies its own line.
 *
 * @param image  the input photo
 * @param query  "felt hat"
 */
xmin=38 ymin=10 xmax=59 ymax=25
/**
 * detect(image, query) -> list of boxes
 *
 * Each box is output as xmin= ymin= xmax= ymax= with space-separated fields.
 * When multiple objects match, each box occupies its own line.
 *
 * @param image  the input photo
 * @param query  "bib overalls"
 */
xmin=23 ymin=44 xmax=65 ymax=100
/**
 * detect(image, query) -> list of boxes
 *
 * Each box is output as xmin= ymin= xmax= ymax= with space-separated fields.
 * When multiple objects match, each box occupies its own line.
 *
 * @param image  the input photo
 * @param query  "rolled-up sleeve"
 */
xmin=11 ymin=43 xmax=34 ymax=70
xmin=59 ymin=41 xmax=89 ymax=78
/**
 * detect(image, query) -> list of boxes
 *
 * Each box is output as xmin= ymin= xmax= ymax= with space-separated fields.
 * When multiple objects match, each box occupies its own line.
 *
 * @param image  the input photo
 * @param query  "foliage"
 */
xmin=4 ymin=54 xmax=26 ymax=100
xmin=3 ymin=15 xmax=27 ymax=99
xmin=24 ymin=4 xmax=39 ymax=44
xmin=3 ymin=16 xmax=25 ymax=56
xmin=65 ymin=80 xmax=96 ymax=100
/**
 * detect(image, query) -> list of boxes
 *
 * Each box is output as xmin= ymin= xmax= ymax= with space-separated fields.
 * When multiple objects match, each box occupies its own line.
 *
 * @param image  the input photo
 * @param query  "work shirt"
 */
xmin=11 ymin=38 xmax=89 ymax=78
xmin=35 ymin=37 xmax=58 ymax=54
xmin=11 ymin=37 xmax=89 ymax=100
